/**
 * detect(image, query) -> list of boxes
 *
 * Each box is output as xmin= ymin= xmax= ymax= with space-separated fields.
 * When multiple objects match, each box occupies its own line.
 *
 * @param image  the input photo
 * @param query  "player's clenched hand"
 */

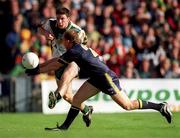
xmin=38 ymin=27 xmax=54 ymax=40
xmin=25 ymin=65 xmax=40 ymax=76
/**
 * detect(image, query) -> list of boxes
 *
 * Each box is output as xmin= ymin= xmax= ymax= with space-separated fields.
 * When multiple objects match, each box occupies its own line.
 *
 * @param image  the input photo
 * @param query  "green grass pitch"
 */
xmin=0 ymin=112 xmax=179 ymax=138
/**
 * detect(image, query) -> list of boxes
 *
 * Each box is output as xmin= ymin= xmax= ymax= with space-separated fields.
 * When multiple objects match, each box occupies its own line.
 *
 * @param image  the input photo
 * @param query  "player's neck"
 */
xmin=66 ymin=43 xmax=73 ymax=49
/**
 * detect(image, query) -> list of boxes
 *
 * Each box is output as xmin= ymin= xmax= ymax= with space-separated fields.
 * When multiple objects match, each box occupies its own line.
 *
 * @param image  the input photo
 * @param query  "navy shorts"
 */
xmin=87 ymin=71 xmax=121 ymax=95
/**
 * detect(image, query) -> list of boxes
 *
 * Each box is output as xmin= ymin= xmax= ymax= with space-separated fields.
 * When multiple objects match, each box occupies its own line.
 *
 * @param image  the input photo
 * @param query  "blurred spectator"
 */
xmin=166 ymin=60 xmax=180 ymax=78
xmin=139 ymin=58 xmax=152 ymax=78
xmin=58 ymin=0 xmax=72 ymax=9
xmin=24 ymin=0 xmax=41 ymax=32
xmin=20 ymin=28 xmax=32 ymax=53
xmin=94 ymin=0 xmax=104 ymax=23
xmin=86 ymin=23 xmax=101 ymax=42
xmin=122 ymin=67 xmax=134 ymax=79
xmin=156 ymin=57 xmax=171 ymax=78
xmin=107 ymin=36 xmax=126 ymax=76
xmin=70 ymin=8 xmax=79 ymax=23
xmin=122 ymin=24 xmax=133 ymax=52
xmin=83 ymin=0 xmax=95 ymax=15
xmin=133 ymin=35 xmax=145 ymax=62
xmin=41 ymin=0 xmax=56 ymax=19
xmin=9 ymin=28 xmax=32 ymax=76
xmin=112 ymin=0 xmax=123 ymax=26
xmin=121 ymin=60 xmax=139 ymax=78
xmin=5 ymin=16 xmax=22 ymax=73
xmin=165 ymin=0 xmax=179 ymax=31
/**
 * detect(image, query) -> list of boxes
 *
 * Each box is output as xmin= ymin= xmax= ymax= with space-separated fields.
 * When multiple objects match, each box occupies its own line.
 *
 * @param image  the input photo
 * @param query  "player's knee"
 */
xmin=122 ymin=103 xmax=133 ymax=111
xmin=63 ymin=93 xmax=73 ymax=103
xmin=62 ymin=94 xmax=69 ymax=102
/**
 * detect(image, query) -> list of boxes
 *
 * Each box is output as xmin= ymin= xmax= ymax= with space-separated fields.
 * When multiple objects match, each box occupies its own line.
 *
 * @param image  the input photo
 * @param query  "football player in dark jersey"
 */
xmin=26 ymin=29 xmax=172 ymax=130
xmin=46 ymin=29 xmax=172 ymax=130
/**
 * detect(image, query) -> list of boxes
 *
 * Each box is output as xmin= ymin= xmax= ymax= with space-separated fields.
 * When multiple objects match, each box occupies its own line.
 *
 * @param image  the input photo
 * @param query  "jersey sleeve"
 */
xmin=59 ymin=49 xmax=80 ymax=64
xmin=69 ymin=22 xmax=88 ymax=46
xmin=78 ymin=30 xmax=88 ymax=46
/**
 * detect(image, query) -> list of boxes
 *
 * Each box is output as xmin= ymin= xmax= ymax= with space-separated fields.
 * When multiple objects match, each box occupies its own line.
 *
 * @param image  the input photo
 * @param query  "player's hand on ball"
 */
xmin=25 ymin=65 xmax=40 ymax=76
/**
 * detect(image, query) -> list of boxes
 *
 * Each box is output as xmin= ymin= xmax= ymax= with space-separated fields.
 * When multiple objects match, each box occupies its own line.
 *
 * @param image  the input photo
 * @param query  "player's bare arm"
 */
xmin=39 ymin=58 xmax=64 ymax=73
xmin=25 ymin=57 xmax=65 ymax=75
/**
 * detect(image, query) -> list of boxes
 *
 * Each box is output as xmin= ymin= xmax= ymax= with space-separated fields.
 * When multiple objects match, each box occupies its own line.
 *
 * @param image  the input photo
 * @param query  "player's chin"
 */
xmin=58 ymin=25 xmax=66 ymax=29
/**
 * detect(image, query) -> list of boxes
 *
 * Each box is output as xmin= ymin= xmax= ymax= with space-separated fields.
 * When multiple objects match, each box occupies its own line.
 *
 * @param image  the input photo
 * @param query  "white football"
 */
xmin=22 ymin=52 xmax=39 ymax=69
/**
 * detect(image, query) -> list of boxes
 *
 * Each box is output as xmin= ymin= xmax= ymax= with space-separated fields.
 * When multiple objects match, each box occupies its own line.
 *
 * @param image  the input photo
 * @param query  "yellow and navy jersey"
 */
xmin=60 ymin=44 xmax=114 ymax=77
xmin=39 ymin=19 xmax=88 ymax=57
xmin=60 ymin=44 xmax=121 ymax=95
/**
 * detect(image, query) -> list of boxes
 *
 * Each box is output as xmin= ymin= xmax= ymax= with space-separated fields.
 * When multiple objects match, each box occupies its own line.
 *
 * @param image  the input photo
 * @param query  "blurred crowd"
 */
xmin=0 ymin=0 xmax=180 ymax=80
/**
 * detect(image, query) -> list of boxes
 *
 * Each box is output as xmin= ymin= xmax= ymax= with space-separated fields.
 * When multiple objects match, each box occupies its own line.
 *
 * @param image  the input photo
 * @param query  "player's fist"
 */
xmin=25 ymin=65 xmax=40 ymax=76
xmin=47 ymin=34 xmax=54 ymax=40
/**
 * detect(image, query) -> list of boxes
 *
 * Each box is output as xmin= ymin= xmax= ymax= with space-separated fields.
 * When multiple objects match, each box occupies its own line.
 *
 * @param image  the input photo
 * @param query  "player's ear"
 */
xmin=67 ymin=40 xmax=70 ymax=43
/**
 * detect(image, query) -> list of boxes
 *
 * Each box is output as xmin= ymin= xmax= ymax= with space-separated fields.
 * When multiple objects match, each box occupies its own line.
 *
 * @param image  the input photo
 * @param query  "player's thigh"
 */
xmin=73 ymin=81 xmax=99 ymax=106
xmin=66 ymin=81 xmax=72 ymax=94
xmin=55 ymin=65 xmax=67 ymax=80
xmin=55 ymin=62 xmax=78 ymax=81
xmin=63 ymin=62 xmax=79 ymax=79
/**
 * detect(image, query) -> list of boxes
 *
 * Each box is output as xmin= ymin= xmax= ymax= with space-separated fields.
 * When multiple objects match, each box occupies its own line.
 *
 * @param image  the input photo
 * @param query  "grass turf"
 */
xmin=0 ymin=112 xmax=179 ymax=138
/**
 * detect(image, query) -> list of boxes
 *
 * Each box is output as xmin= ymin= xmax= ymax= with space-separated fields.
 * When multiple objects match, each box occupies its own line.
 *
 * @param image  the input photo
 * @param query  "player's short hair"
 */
xmin=56 ymin=6 xmax=70 ymax=17
xmin=63 ymin=29 xmax=81 ymax=44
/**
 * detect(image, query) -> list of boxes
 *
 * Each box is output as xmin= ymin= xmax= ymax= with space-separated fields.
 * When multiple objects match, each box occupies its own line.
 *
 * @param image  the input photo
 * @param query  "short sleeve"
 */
xmin=60 ymin=49 xmax=80 ymax=63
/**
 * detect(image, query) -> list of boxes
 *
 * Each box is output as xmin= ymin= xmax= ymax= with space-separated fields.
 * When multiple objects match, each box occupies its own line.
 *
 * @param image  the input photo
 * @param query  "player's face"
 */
xmin=56 ymin=14 xmax=70 ymax=29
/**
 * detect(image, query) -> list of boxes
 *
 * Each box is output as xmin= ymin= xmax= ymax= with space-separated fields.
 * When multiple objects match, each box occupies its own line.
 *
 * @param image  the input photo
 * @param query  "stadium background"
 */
xmin=0 ymin=0 xmax=180 ymax=137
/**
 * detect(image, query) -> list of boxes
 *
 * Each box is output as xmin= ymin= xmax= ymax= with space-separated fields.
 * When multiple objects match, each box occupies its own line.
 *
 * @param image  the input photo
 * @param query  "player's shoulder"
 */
xmin=40 ymin=18 xmax=55 ymax=26
xmin=68 ymin=44 xmax=82 ymax=54
xmin=49 ymin=18 xmax=56 ymax=21
xmin=41 ymin=18 xmax=55 ymax=24
xmin=49 ymin=18 xmax=57 ymax=25
xmin=68 ymin=21 xmax=82 ymax=32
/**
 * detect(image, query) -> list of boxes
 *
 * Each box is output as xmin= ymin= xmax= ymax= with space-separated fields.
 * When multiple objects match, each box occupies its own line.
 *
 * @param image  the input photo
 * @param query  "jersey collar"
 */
xmin=66 ymin=21 xmax=73 ymax=30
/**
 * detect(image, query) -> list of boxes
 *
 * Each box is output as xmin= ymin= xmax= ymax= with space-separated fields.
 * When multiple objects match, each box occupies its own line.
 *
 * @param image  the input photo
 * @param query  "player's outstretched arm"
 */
xmin=25 ymin=58 xmax=64 ymax=75
xmin=40 ymin=58 xmax=64 ymax=73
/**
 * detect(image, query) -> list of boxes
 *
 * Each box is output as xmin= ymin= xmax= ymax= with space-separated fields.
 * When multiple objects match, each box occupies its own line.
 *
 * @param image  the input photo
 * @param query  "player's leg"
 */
xmin=45 ymin=81 xmax=99 ymax=130
xmin=49 ymin=62 xmax=92 ymax=109
xmin=48 ymin=62 xmax=95 ymax=126
xmin=48 ymin=62 xmax=79 ymax=109
xmin=103 ymin=72 xmax=172 ymax=123
xmin=109 ymin=84 xmax=172 ymax=123
xmin=56 ymin=61 xmax=79 ymax=98
xmin=111 ymin=92 xmax=172 ymax=123
xmin=62 ymin=81 xmax=93 ymax=126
